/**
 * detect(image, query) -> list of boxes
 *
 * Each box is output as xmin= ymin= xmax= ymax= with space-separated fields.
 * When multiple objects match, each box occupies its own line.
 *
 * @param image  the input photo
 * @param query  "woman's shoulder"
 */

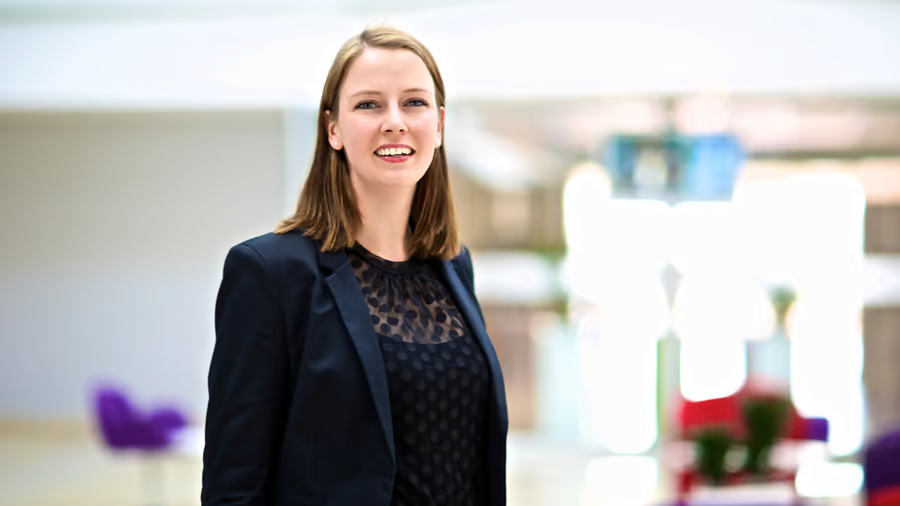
xmin=227 ymin=228 xmax=321 ymax=285
xmin=236 ymin=228 xmax=317 ymax=259
xmin=444 ymin=244 xmax=475 ymax=289
xmin=449 ymin=244 xmax=473 ymax=271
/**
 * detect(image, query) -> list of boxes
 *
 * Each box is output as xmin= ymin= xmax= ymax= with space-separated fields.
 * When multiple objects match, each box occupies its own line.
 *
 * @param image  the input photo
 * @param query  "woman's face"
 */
xmin=327 ymin=47 xmax=444 ymax=192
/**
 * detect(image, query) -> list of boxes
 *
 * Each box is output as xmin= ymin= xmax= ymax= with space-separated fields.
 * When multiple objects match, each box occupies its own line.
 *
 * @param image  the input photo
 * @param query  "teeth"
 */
xmin=376 ymin=147 xmax=412 ymax=156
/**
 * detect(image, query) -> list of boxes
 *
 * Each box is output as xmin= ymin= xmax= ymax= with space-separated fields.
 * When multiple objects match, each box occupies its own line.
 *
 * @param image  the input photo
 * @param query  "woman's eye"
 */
xmin=407 ymin=99 xmax=427 ymax=107
xmin=355 ymin=101 xmax=376 ymax=110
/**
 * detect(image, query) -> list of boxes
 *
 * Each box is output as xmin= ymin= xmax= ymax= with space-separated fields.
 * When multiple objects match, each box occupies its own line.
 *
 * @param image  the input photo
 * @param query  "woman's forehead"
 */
xmin=341 ymin=47 xmax=435 ymax=96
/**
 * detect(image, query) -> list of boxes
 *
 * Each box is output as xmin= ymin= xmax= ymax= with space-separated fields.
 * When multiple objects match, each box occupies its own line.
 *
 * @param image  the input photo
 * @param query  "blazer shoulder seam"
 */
xmin=234 ymin=242 xmax=271 ymax=272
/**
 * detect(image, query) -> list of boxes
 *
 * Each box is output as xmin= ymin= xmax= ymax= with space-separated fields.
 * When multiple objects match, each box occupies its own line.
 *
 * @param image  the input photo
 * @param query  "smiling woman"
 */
xmin=326 ymin=48 xmax=443 ymax=213
xmin=276 ymin=27 xmax=457 ymax=261
xmin=202 ymin=26 xmax=509 ymax=506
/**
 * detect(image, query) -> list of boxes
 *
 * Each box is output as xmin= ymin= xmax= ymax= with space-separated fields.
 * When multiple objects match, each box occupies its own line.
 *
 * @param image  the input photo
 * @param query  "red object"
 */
xmin=671 ymin=386 xmax=827 ymax=505
xmin=675 ymin=386 xmax=823 ymax=441
xmin=869 ymin=485 xmax=900 ymax=506
xmin=677 ymin=394 xmax=744 ymax=439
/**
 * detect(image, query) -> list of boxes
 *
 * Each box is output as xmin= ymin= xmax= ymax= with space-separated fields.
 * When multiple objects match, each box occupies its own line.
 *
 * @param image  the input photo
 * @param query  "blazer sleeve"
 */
xmin=202 ymin=244 xmax=288 ymax=506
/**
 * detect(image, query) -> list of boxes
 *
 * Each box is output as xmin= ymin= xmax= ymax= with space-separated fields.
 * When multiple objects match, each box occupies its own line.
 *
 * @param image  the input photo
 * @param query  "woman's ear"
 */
xmin=325 ymin=110 xmax=342 ymax=150
xmin=436 ymin=106 xmax=445 ymax=148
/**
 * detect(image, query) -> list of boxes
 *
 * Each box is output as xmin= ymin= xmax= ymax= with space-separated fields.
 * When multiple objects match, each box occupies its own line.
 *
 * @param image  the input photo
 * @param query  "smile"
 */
xmin=374 ymin=146 xmax=415 ymax=156
xmin=374 ymin=145 xmax=415 ymax=163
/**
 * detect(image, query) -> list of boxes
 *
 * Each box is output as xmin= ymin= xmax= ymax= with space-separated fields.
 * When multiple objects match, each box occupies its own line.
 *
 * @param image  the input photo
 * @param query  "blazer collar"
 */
xmin=318 ymin=246 xmax=396 ymax=465
xmin=317 ymin=246 xmax=347 ymax=276
xmin=437 ymin=258 xmax=508 ymax=421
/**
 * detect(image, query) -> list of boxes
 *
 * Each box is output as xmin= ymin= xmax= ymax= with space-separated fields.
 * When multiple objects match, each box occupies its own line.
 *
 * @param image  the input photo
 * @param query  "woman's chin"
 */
xmin=369 ymin=168 xmax=429 ymax=189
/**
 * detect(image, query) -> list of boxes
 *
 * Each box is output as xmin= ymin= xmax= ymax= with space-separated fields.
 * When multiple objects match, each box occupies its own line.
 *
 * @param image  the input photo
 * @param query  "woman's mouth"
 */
xmin=374 ymin=146 xmax=415 ymax=163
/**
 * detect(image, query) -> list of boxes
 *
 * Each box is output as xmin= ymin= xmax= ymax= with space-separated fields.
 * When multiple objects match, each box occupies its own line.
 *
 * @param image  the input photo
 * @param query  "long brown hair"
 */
xmin=275 ymin=26 xmax=460 ymax=260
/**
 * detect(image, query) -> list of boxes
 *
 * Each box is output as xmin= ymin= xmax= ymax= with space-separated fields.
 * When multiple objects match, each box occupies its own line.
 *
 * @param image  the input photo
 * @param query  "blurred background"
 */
xmin=2 ymin=0 xmax=900 ymax=505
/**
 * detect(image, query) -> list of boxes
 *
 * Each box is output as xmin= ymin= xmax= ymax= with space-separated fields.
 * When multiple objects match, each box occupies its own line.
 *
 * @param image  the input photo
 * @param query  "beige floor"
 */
xmin=0 ymin=423 xmax=861 ymax=506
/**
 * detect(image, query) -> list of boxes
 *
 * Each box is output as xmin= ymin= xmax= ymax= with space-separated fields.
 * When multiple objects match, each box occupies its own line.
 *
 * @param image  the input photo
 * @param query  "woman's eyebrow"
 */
xmin=349 ymin=87 xmax=431 ymax=98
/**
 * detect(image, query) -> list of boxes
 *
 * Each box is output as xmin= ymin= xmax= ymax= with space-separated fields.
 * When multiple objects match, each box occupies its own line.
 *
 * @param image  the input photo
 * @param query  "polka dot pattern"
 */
xmin=348 ymin=245 xmax=468 ymax=345
xmin=348 ymin=244 xmax=489 ymax=506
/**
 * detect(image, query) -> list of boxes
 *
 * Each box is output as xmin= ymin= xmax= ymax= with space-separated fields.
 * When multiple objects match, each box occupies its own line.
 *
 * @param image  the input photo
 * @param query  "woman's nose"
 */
xmin=381 ymin=104 xmax=407 ymax=133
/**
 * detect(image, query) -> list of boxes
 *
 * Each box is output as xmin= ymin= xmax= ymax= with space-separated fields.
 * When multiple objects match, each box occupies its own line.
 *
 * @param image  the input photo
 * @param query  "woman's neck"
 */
xmin=354 ymin=184 xmax=415 ymax=262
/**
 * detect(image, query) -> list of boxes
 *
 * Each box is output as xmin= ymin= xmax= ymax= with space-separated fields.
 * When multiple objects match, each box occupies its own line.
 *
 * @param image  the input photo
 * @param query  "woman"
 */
xmin=202 ymin=26 xmax=508 ymax=506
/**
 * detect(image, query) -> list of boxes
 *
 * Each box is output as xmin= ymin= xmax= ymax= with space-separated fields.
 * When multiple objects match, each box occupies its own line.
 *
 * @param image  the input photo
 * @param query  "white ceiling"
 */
xmin=2 ymin=0 xmax=900 ymax=108
xmin=1 ymin=0 xmax=899 ymax=189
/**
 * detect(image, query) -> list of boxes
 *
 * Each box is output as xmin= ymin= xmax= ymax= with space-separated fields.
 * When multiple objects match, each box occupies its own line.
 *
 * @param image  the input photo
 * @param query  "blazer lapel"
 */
xmin=439 ymin=260 xmax=508 ymax=417
xmin=319 ymin=248 xmax=396 ymax=465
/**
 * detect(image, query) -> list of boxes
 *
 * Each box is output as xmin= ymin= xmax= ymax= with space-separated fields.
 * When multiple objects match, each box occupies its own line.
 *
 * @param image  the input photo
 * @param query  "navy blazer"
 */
xmin=202 ymin=229 xmax=509 ymax=506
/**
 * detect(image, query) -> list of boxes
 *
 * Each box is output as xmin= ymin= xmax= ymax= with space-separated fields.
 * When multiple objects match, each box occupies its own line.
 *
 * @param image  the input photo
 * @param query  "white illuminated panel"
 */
xmin=738 ymin=174 xmax=866 ymax=457
xmin=671 ymin=271 xmax=775 ymax=343
xmin=669 ymin=202 xmax=764 ymax=402
xmin=670 ymin=201 xmax=744 ymax=276
xmin=679 ymin=336 xmax=746 ymax=402
xmin=563 ymin=162 xmax=613 ymax=261
xmin=795 ymin=462 xmax=864 ymax=498
xmin=580 ymin=456 xmax=658 ymax=506
xmin=575 ymin=311 xmax=661 ymax=453
xmin=564 ymin=167 xmax=666 ymax=453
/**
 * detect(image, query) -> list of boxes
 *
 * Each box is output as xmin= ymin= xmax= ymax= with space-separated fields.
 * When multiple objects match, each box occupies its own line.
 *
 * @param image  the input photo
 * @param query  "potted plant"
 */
xmin=741 ymin=395 xmax=789 ymax=477
xmin=694 ymin=426 xmax=735 ymax=485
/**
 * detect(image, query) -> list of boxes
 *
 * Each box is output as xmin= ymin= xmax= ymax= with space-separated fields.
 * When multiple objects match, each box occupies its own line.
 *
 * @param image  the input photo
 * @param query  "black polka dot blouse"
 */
xmin=348 ymin=243 xmax=489 ymax=506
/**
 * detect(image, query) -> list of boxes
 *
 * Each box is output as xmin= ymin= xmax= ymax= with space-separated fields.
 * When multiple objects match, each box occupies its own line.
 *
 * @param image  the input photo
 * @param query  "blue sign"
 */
xmin=603 ymin=134 xmax=744 ymax=201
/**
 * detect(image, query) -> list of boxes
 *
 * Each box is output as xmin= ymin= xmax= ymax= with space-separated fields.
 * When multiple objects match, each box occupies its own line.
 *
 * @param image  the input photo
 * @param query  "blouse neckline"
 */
xmin=349 ymin=243 xmax=426 ymax=275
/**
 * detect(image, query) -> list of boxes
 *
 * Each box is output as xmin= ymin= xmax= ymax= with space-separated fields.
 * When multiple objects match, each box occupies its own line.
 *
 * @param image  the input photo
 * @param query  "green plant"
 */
xmin=694 ymin=427 xmax=734 ymax=485
xmin=741 ymin=397 xmax=789 ymax=475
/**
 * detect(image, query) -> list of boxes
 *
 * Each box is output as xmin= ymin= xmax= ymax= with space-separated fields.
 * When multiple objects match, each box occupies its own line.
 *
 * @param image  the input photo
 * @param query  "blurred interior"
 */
xmin=2 ymin=0 xmax=900 ymax=505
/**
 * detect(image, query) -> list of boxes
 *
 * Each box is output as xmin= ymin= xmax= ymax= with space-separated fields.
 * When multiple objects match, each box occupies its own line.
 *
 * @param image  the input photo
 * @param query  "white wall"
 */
xmin=0 ymin=110 xmax=286 ymax=418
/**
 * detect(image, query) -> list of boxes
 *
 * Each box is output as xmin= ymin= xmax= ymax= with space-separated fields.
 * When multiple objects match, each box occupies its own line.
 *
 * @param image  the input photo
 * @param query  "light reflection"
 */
xmin=671 ymin=272 xmax=775 ymax=342
xmin=562 ymin=161 xmax=612 ymax=258
xmin=564 ymin=199 xmax=673 ymax=299
xmin=795 ymin=462 xmax=864 ymax=498
xmin=679 ymin=335 xmax=746 ymax=402
xmin=575 ymin=308 xmax=660 ymax=453
xmin=669 ymin=201 xmax=744 ymax=276
xmin=734 ymin=173 xmax=866 ymax=457
xmin=580 ymin=456 xmax=658 ymax=506
xmin=564 ymin=164 xmax=867 ymax=458
xmin=564 ymin=172 xmax=667 ymax=453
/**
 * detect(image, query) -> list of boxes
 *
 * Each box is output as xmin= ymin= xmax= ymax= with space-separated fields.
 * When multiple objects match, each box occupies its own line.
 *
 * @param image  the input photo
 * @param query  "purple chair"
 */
xmin=93 ymin=386 xmax=188 ymax=451
xmin=864 ymin=428 xmax=900 ymax=506
xmin=91 ymin=385 xmax=191 ymax=505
